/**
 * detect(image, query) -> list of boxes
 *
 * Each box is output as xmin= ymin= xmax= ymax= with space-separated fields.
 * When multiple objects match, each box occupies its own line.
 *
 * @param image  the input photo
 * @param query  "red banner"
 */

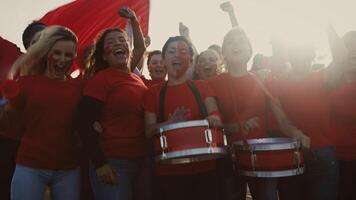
xmin=39 ymin=0 xmax=150 ymax=69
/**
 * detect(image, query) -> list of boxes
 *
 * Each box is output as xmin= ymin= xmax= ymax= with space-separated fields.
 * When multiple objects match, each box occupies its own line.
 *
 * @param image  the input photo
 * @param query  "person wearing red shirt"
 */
xmin=140 ymin=50 xmax=166 ymax=87
xmin=195 ymin=49 xmax=225 ymax=80
xmin=268 ymin=25 xmax=347 ymax=200
xmin=208 ymin=27 xmax=310 ymax=200
xmin=75 ymin=7 xmax=149 ymax=200
xmin=144 ymin=36 xmax=222 ymax=200
xmin=0 ymin=25 xmax=81 ymax=200
xmin=329 ymin=31 xmax=356 ymax=200
xmin=0 ymin=36 xmax=22 ymax=200
xmin=0 ymin=22 xmax=46 ymax=200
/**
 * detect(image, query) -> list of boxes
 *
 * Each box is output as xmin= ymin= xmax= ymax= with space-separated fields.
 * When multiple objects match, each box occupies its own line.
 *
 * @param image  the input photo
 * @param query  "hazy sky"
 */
xmin=1 ymin=0 xmax=356 ymax=65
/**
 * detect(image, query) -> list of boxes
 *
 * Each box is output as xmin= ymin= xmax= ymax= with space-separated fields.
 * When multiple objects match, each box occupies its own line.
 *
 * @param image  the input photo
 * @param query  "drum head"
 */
xmin=233 ymin=137 xmax=300 ymax=151
xmin=158 ymin=120 xmax=209 ymax=133
xmin=156 ymin=147 xmax=226 ymax=164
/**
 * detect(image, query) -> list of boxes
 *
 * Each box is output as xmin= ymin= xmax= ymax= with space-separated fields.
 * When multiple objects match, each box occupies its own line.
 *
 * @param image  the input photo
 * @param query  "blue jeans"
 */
xmin=89 ymin=157 xmax=150 ymax=200
xmin=11 ymin=164 xmax=80 ymax=200
xmin=303 ymin=146 xmax=339 ymax=200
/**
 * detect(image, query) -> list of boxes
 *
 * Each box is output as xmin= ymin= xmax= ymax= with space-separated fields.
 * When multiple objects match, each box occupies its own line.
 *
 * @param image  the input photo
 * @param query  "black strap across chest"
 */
xmin=158 ymin=80 xmax=208 ymax=123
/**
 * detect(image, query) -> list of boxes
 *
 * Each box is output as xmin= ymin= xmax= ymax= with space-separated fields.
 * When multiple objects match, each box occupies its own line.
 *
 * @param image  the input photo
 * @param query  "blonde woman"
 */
xmin=1 ymin=25 xmax=82 ymax=200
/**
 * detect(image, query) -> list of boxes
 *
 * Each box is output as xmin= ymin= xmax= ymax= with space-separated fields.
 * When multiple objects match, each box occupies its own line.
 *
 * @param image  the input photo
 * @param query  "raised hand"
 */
xmin=119 ymin=6 xmax=137 ymax=20
xmin=220 ymin=1 xmax=234 ymax=13
xmin=144 ymin=35 xmax=151 ymax=48
xmin=179 ymin=22 xmax=190 ymax=39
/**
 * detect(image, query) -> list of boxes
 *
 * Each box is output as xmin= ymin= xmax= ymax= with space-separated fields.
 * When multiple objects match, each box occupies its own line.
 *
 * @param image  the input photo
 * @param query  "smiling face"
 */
xmin=163 ymin=40 xmax=192 ymax=79
xmin=103 ymin=31 xmax=131 ymax=70
xmin=196 ymin=50 xmax=220 ymax=80
xmin=45 ymin=40 xmax=76 ymax=80
xmin=148 ymin=53 xmax=166 ymax=80
xmin=222 ymin=28 xmax=252 ymax=67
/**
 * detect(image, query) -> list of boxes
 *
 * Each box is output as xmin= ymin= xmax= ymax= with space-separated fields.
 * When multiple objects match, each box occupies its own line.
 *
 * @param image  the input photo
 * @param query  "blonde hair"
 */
xmin=196 ymin=49 xmax=225 ymax=76
xmin=8 ymin=25 xmax=77 ymax=79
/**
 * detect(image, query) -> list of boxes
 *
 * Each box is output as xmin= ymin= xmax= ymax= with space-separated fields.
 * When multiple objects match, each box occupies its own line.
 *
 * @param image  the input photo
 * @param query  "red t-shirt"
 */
xmin=270 ymin=72 xmax=332 ymax=149
xmin=14 ymin=75 xmax=83 ymax=170
xmin=0 ymin=37 xmax=22 ymax=80
xmin=208 ymin=73 xmax=269 ymax=142
xmin=140 ymin=76 xmax=165 ymax=88
xmin=84 ymin=68 xmax=147 ymax=158
xmin=329 ymin=82 xmax=356 ymax=160
xmin=144 ymin=80 xmax=216 ymax=176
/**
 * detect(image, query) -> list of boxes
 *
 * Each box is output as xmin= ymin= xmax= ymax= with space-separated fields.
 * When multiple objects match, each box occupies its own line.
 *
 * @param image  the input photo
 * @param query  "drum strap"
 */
xmin=158 ymin=80 xmax=208 ymax=123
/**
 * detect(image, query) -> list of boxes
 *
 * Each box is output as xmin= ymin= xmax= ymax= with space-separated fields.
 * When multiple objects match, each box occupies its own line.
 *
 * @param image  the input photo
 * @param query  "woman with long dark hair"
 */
xmin=75 ymin=7 xmax=148 ymax=200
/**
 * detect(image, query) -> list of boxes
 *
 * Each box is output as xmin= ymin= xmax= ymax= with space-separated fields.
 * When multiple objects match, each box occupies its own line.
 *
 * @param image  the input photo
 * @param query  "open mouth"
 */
xmin=232 ymin=48 xmax=242 ymax=55
xmin=53 ymin=63 xmax=69 ymax=74
xmin=113 ymin=47 xmax=126 ymax=56
xmin=172 ymin=60 xmax=182 ymax=68
xmin=111 ymin=45 xmax=129 ymax=58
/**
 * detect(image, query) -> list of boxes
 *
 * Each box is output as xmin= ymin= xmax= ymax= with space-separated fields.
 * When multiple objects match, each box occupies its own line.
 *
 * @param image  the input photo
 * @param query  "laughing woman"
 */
xmin=75 ymin=7 xmax=148 ymax=200
xmin=0 ymin=25 xmax=82 ymax=200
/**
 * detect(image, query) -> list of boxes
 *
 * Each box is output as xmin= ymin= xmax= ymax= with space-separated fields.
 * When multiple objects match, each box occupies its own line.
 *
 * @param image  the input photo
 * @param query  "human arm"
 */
xmin=145 ymin=106 xmax=191 ymax=138
xmin=324 ymin=23 xmax=349 ymax=88
xmin=75 ymin=96 xmax=118 ymax=185
xmin=220 ymin=1 xmax=239 ymax=27
xmin=119 ymin=7 xmax=147 ymax=72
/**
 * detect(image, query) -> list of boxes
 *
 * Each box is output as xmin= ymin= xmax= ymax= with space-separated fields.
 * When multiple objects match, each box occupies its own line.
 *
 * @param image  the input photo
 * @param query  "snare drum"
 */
xmin=233 ymin=137 xmax=304 ymax=177
xmin=153 ymin=120 xmax=227 ymax=164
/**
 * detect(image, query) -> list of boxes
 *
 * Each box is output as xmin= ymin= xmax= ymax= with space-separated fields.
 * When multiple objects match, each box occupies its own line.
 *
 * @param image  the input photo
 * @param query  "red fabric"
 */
xmin=84 ymin=68 xmax=147 ymax=158
xmin=144 ymin=80 xmax=216 ymax=176
xmin=208 ymin=74 xmax=269 ymax=142
xmin=329 ymin=82 xmax=356 ymax=160
xmin=0 ymin=80 xmax=20 ymax=100
xmin=14 ymin=75 xmax=83 ymax=170
xmin=270 ymin=72 xmax=332 ymax=149
xmin=39 ymin=0 xmax=150 ymax=69
xmin=0 ymin=37 xmax=22 ymax=80
xmin=141 ymin=76 xmax=165 ymax=88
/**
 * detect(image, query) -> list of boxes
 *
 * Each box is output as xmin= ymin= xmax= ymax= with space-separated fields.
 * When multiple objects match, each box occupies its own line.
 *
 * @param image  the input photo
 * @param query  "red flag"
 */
xmin=39 ymin=0 xmax=150 ymax=69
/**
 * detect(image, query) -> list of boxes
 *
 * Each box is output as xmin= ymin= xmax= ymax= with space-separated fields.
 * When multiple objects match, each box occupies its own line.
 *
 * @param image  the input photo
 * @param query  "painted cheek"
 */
xmin=104 ymin=46 xmax=113 ymax=56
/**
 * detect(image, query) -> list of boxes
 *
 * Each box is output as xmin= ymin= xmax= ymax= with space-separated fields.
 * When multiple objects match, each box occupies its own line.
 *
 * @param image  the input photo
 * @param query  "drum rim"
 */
xmin=155 ymin=147 xmax=226 ymax=164
xmin=238 ymin=167 xmax=305 ymax=178
xmin=233 ymin=137 xmax=301 ymax=151
xmin=158 ymin=120 xmax=209 ymax=133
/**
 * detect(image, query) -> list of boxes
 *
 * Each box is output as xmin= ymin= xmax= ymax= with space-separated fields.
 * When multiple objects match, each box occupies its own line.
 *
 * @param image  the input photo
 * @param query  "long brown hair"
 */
xmin=85 ymin=28 xmax=128 ymax=77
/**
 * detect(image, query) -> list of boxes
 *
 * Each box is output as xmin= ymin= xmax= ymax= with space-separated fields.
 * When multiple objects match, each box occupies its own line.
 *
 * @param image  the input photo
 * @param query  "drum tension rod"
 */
xmin=159 ymin=128 xmax=168 ymax=160
xmin=205 ymin=128 xmax=213 ymax=153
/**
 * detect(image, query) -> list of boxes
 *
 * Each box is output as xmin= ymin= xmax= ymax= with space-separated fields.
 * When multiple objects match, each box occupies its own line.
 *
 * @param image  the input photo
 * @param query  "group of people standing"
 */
xmin=0 ymin=2 xmax=355 ymax=200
